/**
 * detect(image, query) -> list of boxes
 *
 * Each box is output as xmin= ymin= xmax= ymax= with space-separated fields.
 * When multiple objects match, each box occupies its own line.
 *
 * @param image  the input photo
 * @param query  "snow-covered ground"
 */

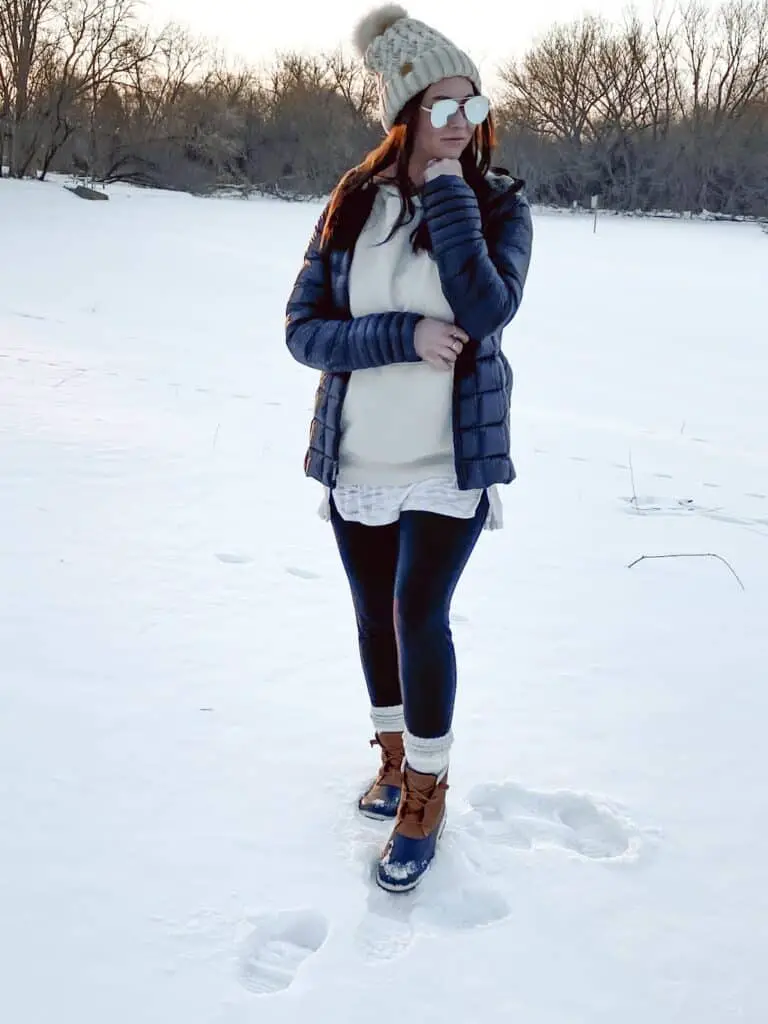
xmin=1 ymin=176 xmax=767 ymax=1023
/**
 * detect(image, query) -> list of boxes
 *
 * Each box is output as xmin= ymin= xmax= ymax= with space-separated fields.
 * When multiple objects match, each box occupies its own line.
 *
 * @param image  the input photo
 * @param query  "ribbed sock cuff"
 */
xmin=404 ymin=730 xmax=453 ymax=775
xmin=370 ymin=704 xmax=405 ymax=734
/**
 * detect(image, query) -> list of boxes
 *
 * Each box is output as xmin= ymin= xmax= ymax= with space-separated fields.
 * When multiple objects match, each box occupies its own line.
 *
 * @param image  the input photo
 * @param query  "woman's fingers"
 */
xmin=446 ymin=330 xmax=468 ymax=356
xmin=421 ymin=323 xmax=469 ymax=371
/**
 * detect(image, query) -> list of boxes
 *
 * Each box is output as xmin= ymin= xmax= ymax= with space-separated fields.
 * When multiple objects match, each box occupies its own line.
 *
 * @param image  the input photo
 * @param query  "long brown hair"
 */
xmin=319 ymin=87 xmax=497 ymax=253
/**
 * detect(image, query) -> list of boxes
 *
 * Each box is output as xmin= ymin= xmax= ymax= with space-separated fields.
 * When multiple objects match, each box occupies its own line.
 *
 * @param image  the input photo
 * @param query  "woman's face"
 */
xmin=413 ymin=77 xmax=477 ymax=163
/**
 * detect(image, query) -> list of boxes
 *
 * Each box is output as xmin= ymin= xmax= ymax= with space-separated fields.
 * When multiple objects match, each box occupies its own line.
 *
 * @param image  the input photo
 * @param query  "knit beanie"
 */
xmin=353 ymin=4 xmax=482 ymax=131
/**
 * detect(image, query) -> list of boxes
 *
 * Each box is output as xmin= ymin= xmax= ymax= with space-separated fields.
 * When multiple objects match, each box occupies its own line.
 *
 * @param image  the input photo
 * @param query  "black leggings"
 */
xmin=330 ymin=493 xmax=488 ymax=738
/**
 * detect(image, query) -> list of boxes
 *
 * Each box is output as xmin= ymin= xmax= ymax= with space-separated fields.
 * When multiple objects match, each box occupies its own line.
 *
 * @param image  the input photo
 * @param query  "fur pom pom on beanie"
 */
xmin=353 ymin=4 xmax=482 ymax=131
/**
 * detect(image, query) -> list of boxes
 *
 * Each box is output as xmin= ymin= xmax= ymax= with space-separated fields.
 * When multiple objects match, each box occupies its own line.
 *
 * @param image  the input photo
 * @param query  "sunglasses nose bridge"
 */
xmin=448 ymin=104 xmax=468 ymax=126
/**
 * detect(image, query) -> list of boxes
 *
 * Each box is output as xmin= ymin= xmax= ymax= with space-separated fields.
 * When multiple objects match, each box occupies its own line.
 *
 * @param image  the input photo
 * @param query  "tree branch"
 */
xmin=627 ymin=552 xmax=746 ymax=590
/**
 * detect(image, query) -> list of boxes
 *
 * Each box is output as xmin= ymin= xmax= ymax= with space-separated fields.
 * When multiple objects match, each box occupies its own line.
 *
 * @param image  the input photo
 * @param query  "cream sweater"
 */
xmin=337 ymin=185 xmax=456 ymax=486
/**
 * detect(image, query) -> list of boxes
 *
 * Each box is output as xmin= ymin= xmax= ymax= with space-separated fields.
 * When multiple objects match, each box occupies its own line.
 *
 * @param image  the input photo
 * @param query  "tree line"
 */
xmin=1 ymin=0 xmax=767 ymax=216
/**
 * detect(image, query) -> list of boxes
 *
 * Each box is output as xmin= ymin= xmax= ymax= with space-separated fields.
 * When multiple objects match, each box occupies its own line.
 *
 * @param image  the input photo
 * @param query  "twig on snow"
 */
xmin=53 ymin=368 xmax=86 ymax=388
xmin=628 ymin=448 xmax=638 ymax=507
xmin=627 ymin=552 xmax=745 ymax=591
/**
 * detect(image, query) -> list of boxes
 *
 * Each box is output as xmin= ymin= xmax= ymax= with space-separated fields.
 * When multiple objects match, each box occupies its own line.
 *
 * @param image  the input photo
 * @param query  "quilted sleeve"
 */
xmin=421 ymin=176 xmax=533 ymax=341
xmin=285 ymin=211 xmax=422 ymax=373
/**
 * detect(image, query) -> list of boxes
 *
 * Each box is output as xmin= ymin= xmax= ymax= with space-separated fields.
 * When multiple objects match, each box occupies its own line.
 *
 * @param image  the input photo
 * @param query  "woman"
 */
xmin=285 ymin=4 xmax=533 ymax=892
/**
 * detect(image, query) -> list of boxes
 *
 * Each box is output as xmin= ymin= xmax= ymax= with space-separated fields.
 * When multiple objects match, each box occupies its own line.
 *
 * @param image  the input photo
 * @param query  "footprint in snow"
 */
xmin=343 ymin=808 xmax=511 ymax=963
xmin=238 ymin=909 xmax=328 ymax=995
xmin=355 ymin=885 xmax=415 ymax=963
xmin=354 ymin=855 xmax=511 ymax=962
xmin=215 ymin=552 xmax=253 ymax=564
xmin=465 ymin=781 xmax=642 ymax=861
xmin=285 ymin=566 xmax=322 ymax=580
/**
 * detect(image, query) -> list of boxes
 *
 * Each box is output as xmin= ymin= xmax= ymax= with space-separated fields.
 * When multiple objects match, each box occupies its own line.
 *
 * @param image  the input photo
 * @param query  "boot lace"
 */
xmin=370 ymin=736 xmax=403 ymax=785
xmin=398 ymin=781 xmax=433 ymax=832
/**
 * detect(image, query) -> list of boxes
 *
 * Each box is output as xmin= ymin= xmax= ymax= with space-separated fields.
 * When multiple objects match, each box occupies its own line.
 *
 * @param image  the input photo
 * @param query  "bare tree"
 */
xmin=496 ymin=1 xmax=768 ymax=214
xmin=0 ymin=0 xmax=157 ymax=178
xmin=498 ymin=18 xmax=608 ymax=144
xmin=324 ymin=48 xmax=378 ymax=119
xmin=44 ymin=0 xmax=155 ymax=178
xmin=0 ymin=0 xmax=57 ymax=176
xmin=127 ymin=22 xmax=208 ymax=130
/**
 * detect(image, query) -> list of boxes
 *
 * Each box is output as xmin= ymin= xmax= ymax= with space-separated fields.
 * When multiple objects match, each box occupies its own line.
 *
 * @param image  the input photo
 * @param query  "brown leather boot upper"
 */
xmin=360 ymin=731 xmax=404 ymax=808
xmin=393 ymin=765 xmax=449 ymax=840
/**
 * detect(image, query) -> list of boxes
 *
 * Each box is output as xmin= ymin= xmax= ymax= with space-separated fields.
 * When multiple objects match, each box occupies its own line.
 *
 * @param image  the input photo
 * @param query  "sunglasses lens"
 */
xmin=429 ymin=99 xmax=458 ymax=128
xmin=465 ymin=95 xmax=490 ymax=125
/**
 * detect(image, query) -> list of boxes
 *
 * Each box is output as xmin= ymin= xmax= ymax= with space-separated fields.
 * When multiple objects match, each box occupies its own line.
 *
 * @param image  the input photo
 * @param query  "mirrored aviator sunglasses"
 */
xmin=424 ymin=95 xmax=491 ymax=129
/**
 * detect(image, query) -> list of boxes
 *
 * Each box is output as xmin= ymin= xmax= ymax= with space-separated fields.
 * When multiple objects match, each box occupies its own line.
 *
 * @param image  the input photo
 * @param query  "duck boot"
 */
xmin=376 ymin=764 xmax=448 ymax=892
xmin=358 ymin=732 xmax=404 ymax=821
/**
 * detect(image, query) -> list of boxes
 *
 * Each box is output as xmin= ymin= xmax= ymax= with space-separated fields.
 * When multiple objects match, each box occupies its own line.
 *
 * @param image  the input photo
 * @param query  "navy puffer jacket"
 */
xmin=285 ymin=170 xmax=533 ymax=490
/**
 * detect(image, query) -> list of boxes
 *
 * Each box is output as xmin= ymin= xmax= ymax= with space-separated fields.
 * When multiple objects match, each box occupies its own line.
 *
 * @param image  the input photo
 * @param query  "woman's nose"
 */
xmin=447 ymin=107 xmax=467 ymax=127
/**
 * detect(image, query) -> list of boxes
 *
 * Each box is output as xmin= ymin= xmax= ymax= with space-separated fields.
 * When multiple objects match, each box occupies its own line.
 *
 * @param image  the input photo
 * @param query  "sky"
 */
xmin=140 ymin=0 xmax=677 ymax=77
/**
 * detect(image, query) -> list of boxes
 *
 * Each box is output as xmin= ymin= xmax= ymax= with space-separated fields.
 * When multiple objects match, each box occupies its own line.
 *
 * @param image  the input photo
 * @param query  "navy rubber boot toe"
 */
xmin=359 ymin=783 xmax=402 ymax=821
xmin=376 ymin=764 xmax=448 ymax=893
xmin=376 ymin=811 xmax=447 ymax=891
xmin=358 ymin=732 xmax=404 ymax=821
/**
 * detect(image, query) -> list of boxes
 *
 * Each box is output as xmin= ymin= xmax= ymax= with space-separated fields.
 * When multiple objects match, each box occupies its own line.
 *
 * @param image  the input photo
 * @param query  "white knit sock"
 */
xmin=404 ymin=730 xmax=453 ymax=775
xmin=370 ymin=704 xmax=405 ymax=734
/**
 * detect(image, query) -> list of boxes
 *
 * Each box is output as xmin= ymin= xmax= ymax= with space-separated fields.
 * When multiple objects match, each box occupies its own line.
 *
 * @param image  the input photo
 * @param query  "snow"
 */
xmin=1 ymin=176 xmax=767 ymax=1023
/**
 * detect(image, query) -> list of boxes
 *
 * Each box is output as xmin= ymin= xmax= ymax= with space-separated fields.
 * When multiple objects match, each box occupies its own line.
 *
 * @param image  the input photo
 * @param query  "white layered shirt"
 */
xmin=318 ymin=183 xmax=503 ymax=530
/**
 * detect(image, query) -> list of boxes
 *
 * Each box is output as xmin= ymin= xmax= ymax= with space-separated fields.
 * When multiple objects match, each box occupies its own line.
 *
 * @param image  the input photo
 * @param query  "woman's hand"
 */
xmin=424 ymin=158 xmax=464 ymax=182
xmin=414 ymin=318 xmax=469 ymax=371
